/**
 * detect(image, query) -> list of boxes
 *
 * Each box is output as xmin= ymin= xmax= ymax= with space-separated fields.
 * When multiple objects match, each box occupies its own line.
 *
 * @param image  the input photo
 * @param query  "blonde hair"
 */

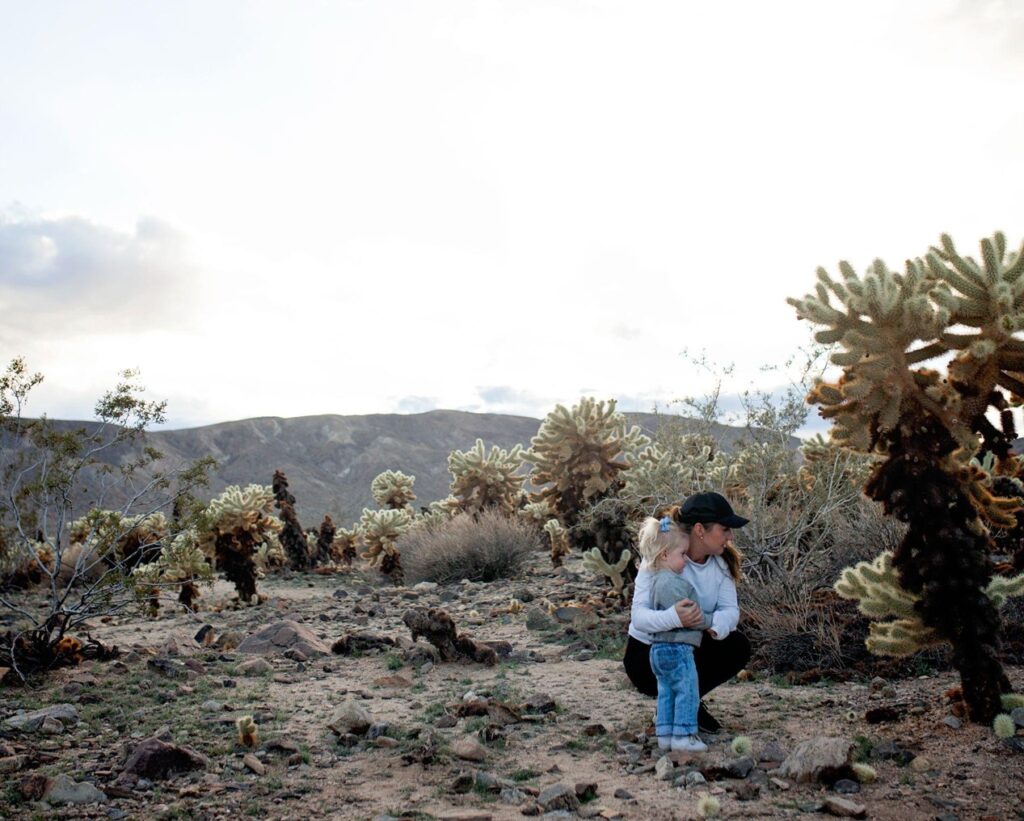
xmin=637 ymin=515 xmax=687 ymax=569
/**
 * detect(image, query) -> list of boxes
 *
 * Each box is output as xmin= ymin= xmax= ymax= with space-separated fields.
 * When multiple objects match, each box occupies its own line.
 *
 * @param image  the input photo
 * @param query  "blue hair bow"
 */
xmin=659 ymin=516 xmax=672 ymax=532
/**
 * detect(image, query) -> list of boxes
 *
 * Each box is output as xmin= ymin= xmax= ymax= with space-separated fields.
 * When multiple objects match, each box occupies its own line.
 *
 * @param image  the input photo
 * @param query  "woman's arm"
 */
xmin=707 ymin=573 xmax=740 ymax=639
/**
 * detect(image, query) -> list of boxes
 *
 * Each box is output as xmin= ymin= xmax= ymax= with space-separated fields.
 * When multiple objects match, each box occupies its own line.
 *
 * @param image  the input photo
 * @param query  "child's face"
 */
xmin=660 ymin=539 xmax=688 ymax=573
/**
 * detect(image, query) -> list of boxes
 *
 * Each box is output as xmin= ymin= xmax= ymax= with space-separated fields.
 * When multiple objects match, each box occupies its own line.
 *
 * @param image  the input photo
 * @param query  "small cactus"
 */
xmin=697 ymin=795 xmax=720 ymax=818
xmin=994 ymin=713 xmax=1016 ymax=739
xmin=580 ymin=547 xmax=632 ymax=594
xmin=851 ymin=762 xmax=877 ymax=783
xmin=730 ymin=735 xmax=753 ymax=757
xmin=543 ymin=520 xmax=570 ymax=568
xmin=236 ymin=714 xmax=259 ymax=748
xmin=1001 ymin=693 xmax=1024 ymax=710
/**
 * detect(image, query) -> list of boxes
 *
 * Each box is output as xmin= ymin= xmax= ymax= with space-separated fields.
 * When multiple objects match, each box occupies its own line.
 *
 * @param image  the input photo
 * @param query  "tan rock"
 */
xmin=242 ymin=754 xmax=266 ymax=775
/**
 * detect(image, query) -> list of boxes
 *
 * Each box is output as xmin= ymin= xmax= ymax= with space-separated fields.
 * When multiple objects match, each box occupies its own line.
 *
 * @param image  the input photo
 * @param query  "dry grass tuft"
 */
xmin=399 ymin=509 xmax=540 ymax=584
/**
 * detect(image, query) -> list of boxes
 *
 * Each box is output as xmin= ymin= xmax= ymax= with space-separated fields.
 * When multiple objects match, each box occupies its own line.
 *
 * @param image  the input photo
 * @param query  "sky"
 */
xmin=2 ymin=0 xmax=1023 ymax=433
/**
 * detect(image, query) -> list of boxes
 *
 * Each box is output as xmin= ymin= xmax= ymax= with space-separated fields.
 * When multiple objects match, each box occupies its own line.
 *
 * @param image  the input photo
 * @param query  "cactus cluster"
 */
xmin=69 ymin=509 xmax=167 ymax=571
xmin=198 ymin=484 xmax=281 ymax=602
xmin=131 ymin=529 xmax=213 ymax=615
xmin=358 ymin=507 xmax=411 ymax=584
xmin=371 ymin=470 xmax=417 ymax=511
xmin=448 ymin=439 xmax=525 ymax=515
xmin=790 ymin=231 xmax=1024 ymax=721
xmin=527 ymin=398 xmax=647 ymax=573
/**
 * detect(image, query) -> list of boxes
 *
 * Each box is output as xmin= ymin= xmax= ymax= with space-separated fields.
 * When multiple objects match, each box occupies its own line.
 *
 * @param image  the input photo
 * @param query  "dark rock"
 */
xmin=194 ymin=624 xmax=215 ymax=646
xmin=833 ymin=778 xmax=860 ymax=794
xmin=583 ymin=723 xmax=607 ymax=736
xmin=449 ymin=770 xmax=474 ymax=793
xmin=475 ymin=770 xmax=501 ymax=792
xmin=757 ymin=740 xmax=788 ymax=763
xmin=537 ymin=783 xmax=580 ymax=812
xmin=729 ymin=781 xmax=761 ymax=801
xmin=147 ymin=657 xmax=187 ymax=679
xmin=613 ymin=788 xmax=633 ymax=799
xmin=122 ymin=737 xmax=209 ymax=780
xmin=523 ymin=693 xmax=556 ymax=714
xmin=870 ymin=740 xmax=914 ymax=766
xmin=366 ymin=722 xmax=392 ymax=740
xmin=575 ymin=781 xmax=598 ymax=801
xmin=864 ymin=705 xmax=903 ymax=724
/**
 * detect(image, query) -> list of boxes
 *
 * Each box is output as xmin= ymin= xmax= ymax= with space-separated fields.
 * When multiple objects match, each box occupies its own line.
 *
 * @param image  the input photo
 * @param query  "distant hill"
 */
xmin=5 ymin=410 xmax=798 ymax=528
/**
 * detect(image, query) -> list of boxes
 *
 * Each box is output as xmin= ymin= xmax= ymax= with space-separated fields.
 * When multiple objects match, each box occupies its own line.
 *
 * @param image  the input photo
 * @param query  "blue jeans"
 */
xmin=650 ymin=642 xmax=699 ymax=737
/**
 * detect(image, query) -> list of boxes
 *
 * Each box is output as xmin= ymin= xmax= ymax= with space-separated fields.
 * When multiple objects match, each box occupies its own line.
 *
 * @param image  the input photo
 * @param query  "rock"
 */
xmin=757 ymin=740 xmax=788 ymax=763
xmin=583 ymin=723 xmax=607 ymax=736
xmin=475 ymin=770 xmax=501 ymax=792
xmin=0 ymin=755 xmax=27 ymax=774
xmin=769 ymin=777 xmax=790 ymax=791
xmin=909 ymin=755 xmax=933 ymax=773
xmin=452 ymin=737 xmax=488 ymax=762
xmin=655 ymin=755 xmax=675 ymax=781
xmin=366 ymin=722 xmax=392 ymax=740
xmin=19 ymin=773 xmax=48 ymax=801
xmin=200 ymin=700 xmax=223 ymax=713
xmin=613 ymin=787 xmax=634 ymax=799
xmin=1011 ymin=707 xmax=1024 ymax=728
xmin=729 ymin=781 xmax=761 ymax=801
xmin=450 ymin=770 xmax=474 ymax=793
xmin=122 ymin=737 xmax=210 ymax=779
xmin=869 ymin=740 xmax=914 ymax=765
xmin=214 ymin=631 xmax=245 ymax=651
xmin=5 ymin=703 xmax=80 ymax=731
xmin=242 ymin=754 xmax=265 ymax=775
xmin=147 ymin=657 xmax=187 ymax=679
xmin=942 ymin=716 xmax=962 ymax=730
xmin=778 ymin=737 xmax=854 ymax=784
xmin=525 ymin=607 xmax=554 ymax=631
xmin=684 ymin=770 xmax=706 ymax=788
xmin=500 ymin=786 xmax=527 ymax=805
xmin=237 ymin=619 xmax=330 ymax=657
xmin=39 ymin=716 xmax=65 ymax=734
xmin=537 ymin=783 xmax=580 ymax=812
xmin=833 ymin=778 xmax=860 ymax=794
xmin=44 ymin=774 xmax=108 ymax=804
xmin=822 ymin=796 xmax=867 ymax=817
xmin=869 ymin=676 xmax=886 ymax=691
xmin=238 ymin=658 xmax=273 ymax=676
xmin=864 ymin=705 xmax=902 ymax=724
xmin=327 ymin=699 xmax=373 ymax=736
xmin=373 ymin=675 xmax=413 ymax=688
xmin=574 ymin=781 xmax=598 ymax=801
xmin=523 ymin=693 xmax=556 ymax=714
xmin=725 ymin=756 xmax=755 ymax=779
xmin=413 ymin=581 xmax=438 ymax=592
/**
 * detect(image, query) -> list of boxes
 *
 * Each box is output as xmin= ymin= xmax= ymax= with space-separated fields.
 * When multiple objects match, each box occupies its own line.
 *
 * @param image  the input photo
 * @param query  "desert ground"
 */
xmin=2 ymin=553 xmax=1023 ymax=821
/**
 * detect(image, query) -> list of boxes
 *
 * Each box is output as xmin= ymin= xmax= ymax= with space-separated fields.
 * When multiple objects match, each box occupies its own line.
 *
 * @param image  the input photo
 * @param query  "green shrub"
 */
xmin=398 ymin=509 xmax=540 ymax=584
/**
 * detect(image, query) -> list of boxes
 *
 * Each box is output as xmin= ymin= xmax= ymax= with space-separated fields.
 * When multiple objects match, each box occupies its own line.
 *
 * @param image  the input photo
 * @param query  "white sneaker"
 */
xmin=671 ymin=734 xmax=708 ymax=753
xmin=657 ymin=736 xmax=672 ymax=750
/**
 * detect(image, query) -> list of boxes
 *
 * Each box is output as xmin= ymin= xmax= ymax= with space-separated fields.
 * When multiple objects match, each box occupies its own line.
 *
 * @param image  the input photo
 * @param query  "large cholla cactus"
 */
xmin=448 ymin=439 xmax=525 ymax=515
xmin=330 ymin=526 xmax=360 ymax=566
xmin=131 ymin=530 xmax=214 ymax=615
xmin=527 ymin=398 xmax=648 ymax=568
xmin=69 ymin=509 xmax=167 ymax=572
xmin=272 ymin=470 xmax=308 ymax=570
xmin=371 ymin=470 xmax=417 ymax=511
xmin=789 ymin=231 xmax=1024 ymax=721
xmin=198 ymin=484 xmax=281 ymax=602
xmin=359 ymin=507 xmax=411 ymax=584
xmin=622 ymin=435 xmax=735 ymax=508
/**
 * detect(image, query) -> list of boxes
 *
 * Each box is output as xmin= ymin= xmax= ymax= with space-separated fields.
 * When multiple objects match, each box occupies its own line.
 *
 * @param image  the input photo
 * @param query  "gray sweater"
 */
xmin=648 ymin=569 xmax=707 ymax=647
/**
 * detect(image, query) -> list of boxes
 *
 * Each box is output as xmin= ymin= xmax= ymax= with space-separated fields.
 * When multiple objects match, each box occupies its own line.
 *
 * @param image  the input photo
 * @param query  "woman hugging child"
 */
xmin=637 ymin=514 xmax=708 ymax=753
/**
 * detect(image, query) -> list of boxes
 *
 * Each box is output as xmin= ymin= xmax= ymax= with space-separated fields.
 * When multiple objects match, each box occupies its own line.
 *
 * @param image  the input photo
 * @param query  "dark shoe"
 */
xmin=697 ymin=702 xmax=721 ymax=734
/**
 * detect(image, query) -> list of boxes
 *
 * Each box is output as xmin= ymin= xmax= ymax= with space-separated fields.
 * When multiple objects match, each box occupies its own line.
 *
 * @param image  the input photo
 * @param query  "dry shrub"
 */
xmin=399 ymin=509 xmax=540 ymax=585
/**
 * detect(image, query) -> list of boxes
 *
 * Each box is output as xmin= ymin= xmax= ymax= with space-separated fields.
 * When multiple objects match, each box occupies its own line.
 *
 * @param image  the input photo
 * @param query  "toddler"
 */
xmin=637 ymin=514 xmax=708 ymax=753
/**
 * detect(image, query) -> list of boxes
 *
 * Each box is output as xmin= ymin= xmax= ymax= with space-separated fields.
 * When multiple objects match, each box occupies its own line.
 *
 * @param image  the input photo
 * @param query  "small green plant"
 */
xmin=994 ymin=713 xmax=1016 ymax=739
xmin=384 ymin=652 xmax=404 ymax=671
xmin=851 ymin=762 xmax=877 ymax=783
xmin=852 ymin=734 xmax=874 ymax=763
xmin=511 ymin=767 xmax=539 ymax=782
xmin=730 ymin=735 xmax=753 ymax=756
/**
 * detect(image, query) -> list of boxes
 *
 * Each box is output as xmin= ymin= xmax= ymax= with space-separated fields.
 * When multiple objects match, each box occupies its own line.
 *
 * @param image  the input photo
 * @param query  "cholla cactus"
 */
xmin=130 ymin=529 xmax=213 ymax=615
xmin=790 ymin=231 xmax=1024 ymax=721
xmin=527 ymin=398 xmax=648 ymax=569
xmin=198 ymin=484 xmax=281 ymax=602
xmin=448 ymin=439 xmax=525 ymax=515
xmin=544 ymin=519 xmax=570 ymax=567
xmin=272 ymin=470 xmax=308 ymax=570
xmin=330 ymin=526 xmax=360 ymax=566
xmin=581 ymin=547 xmax=632 ymax=594
xmin=359 ymin=507 xmax=412 ymax=584
xmin=518 ymin=500 xmax=553 ymax=527
xmin=255 ymin=533 xmax=286 ymax=572
xmin=622 ymin=436 xmax=734 ymax=507
xmin=69 ymin=509 xmax=167 ymax=571
xmin=371 ymin=470 xmax=417 ymax=511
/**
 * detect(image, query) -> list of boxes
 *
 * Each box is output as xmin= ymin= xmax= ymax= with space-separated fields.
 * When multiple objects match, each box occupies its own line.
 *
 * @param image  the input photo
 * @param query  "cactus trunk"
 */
xmin=865 ymin=416 xmax=1008 ymax=722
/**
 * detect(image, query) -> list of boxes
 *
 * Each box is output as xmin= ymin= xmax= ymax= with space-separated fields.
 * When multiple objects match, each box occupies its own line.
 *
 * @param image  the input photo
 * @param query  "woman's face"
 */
xmin=695 ymin=522 xmax=732 ymax=555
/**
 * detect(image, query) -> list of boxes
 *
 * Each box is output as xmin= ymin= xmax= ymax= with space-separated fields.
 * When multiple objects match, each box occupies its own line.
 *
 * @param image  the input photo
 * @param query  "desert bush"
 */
xmin=399 ymin=509 xmax=540 ymax=584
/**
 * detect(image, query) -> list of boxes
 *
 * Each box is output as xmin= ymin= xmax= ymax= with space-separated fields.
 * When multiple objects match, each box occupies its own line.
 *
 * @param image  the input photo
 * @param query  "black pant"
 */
xmin=623 ymin=631 xmax=751 ymax=699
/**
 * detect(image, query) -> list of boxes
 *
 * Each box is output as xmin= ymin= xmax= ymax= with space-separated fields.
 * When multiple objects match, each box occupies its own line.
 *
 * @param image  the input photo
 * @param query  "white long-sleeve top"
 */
xmin=628 ymin=555 xmax=740 ymax=644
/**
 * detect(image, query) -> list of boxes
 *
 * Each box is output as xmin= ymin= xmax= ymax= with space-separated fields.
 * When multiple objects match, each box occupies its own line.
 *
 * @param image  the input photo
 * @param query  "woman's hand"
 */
xmin=674 ymin=599 xmax=704 ymax=629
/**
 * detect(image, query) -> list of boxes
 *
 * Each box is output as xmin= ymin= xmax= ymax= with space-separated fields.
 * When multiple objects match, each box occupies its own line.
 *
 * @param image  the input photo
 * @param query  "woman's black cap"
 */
xmin=677 ymin=492 xmax=749 ymax=528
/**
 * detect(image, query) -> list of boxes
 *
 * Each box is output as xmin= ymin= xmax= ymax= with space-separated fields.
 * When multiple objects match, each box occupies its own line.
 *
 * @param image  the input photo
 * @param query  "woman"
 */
xmin=623 ymin=491 xmax=752 ymax=732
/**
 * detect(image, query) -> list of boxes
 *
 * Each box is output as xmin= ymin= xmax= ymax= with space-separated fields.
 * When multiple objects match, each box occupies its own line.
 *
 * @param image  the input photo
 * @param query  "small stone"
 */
xmin=523 ymin=693 xmax=556 ymax=714
xmin=475 ymin=770 xmax=500 ymax=792
xmin=4 ymin=703 xmax=80 ymax=731
xmin=770 ymin=777 xmax=790 ymax=791
xmin=613 ymin=787 xmax=634 ymax=799
xmin=725 ymin=756 xmax=755 ymax=779
xmin=366 ymin=722 xmax=392 ymax=740
xmin=822 ymin=796 xmax=867 ymax=817
xmin=942 ymin=716 xmax=962 ymax=730
xmin=1011 ymin=707 xmax=1024 ymax=728
xmin=500 ymin=786 xmax=527 ymax=805
xmin=869 ymin=676 xmax=886 ymax=691
xmin=242 ymin=754 xmax=265 ymax=775
xmin=730 ymin=781 xmax=761 ymax=801
xmin=200 ymin=700 xmax=222 ymax=713
xmin=44 ymin=773 xmax=108 ymax=805
xmin=327 ymin=699 xmax=373 ymax=736
xmin=655 ymin=755 xmax=675 ymax=781
xmin=0 ymin=755 xmax=27 ymax=774
xmin=778 ymin=737 xmax=854 ymax=784
xmin=684 ymin=770 xmax=707 ymax=788
xmin=450 ymin=770 xmax=474 ymax=793
xmin=39 ymin=716 xmax=64 ymax=735
xmin=238 ymin=658 xmax=273 ymax=676
xmin=373 ymin=736 xmax=399 ymax=748
xmin=537 ymin=783 xmax=580 ymax=812
xmin=909 ymin=755 xmax=933 ymax=773
xmin=757 ymin=740 xmax=787 ymax=763
xmin=452 ymin=737 xmax=488 ymax=762
xmin=574 ymin=781 xmax=598 ymax=801
xmin=833 ymin=778 xmax=860 ymax=794
xmin=583 ymin=723 xmax=607 ymax=737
